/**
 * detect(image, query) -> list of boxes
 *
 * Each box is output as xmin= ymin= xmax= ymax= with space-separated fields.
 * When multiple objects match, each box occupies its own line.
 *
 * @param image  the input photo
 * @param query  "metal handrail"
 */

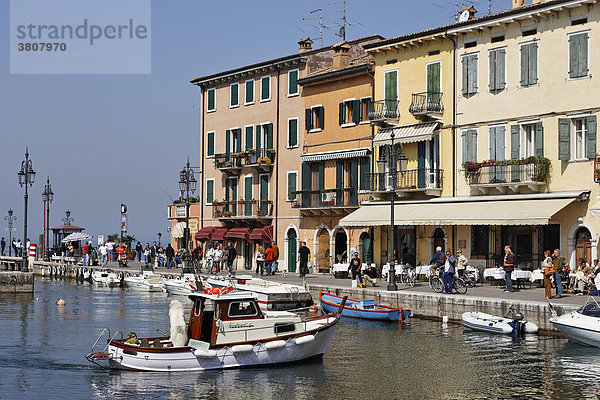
xmin=409 ymin=92 xmax=443 ymax=114
xmin=366 ymin=169 xmax=443 ymax=191
xmin=367 ymin=99 xmax=400 ymax=120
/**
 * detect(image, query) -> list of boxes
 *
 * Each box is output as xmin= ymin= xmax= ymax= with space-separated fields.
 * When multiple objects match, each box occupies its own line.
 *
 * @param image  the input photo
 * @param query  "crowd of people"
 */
xmin=0 ymin=237 xmax=26 ymax=257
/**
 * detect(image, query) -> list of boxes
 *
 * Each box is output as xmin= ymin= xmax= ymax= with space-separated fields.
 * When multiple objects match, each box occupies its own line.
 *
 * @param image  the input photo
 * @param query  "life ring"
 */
xmin=204 ymin=286 xmax=234 ymax=295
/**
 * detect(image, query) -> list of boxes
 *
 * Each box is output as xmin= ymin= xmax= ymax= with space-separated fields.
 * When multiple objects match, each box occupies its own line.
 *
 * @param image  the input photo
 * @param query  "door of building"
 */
xmin=287 ymin=229 xmax=297 ymax=272
xmin=317 ymin=230 xmax=330 ymax=273
xmin=575 ymin=227 xmax=592 ymax=263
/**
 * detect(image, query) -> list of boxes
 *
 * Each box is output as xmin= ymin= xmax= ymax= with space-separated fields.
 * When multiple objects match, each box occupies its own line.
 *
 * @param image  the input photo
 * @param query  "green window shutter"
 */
xmin=510 ymin=125 xmax=520 ymax=159
xmin=535 ymin=122 xmax=544 ymax=157
xmin=497 ymin=126 xmax=506 ymax=160
xmin=266 ymin=123 xmax=273 ymax=149
xmin=461 ymin=130 xmax=468 ymax=164
xmin=207 ymin=132 xmax=215 ymax=156
xmin=468 ymin=129 xmax=478 ymax=162
xmin=207 ymin=89 xmax=215 ymax=110
xmin=318 ymin=107 xmax=324 ymax=130
xmin=586 ymin=115 xmax=596 ymax=159
xmin=287 ymin=172 xmax=296 ymax=201
xmin=467 ymin=55 xmax=478 ymax=94
xmin=359 ymin=157 xmax=370 ymax=190
xmin=245 ymin=80 xmax=254 ymax=103
xmin=352 ymin=100 xmax=361 ymax=124
xmin=206 ymin=180 xmax=214 ymax=204
xmin=569 ymin=35 xmax=578 ymax=79
xmin=350 ymin=159 xmax=358 ymax=189
xmin=338 ymin=102 xmax=345 ymax=125
xmin=489 ymin=126 xmax=497 ymax=160
xmin=558 ymin=118 xmax=571 ymax=160
xmin=259 ymin=175 xmax=268 ymax=202
xmin=255 ymin=125 xmax=262 ymax=149
xmin=288 ymin=119 xmax=298 ymax=147
xmin=497 ymin=49 xmax=506 ymax=91
xmin=427 ymin=62 xmax=441 ymax=93
xmin=305 ymin=108 xmax=312 ymax=131
xmin=461 ymin=57 xmax=468 ymax=96
xmin=245 ymin=176 xmax=253 ymax=200
xmin=261 ymin=76 xmax=270 ymax=100
xmin=230 ymin=83 xmax=238 ymax=106
xmin=418 ymin=142 xmax=426 ymax=187
xmin=488 ymin=50 xmax=497 ymax=91
xmin=236 ymin=129 xmax=242 ymax=152
xmin=384 ymin=71 xmax=397 ymax=101
xmin=336 ymin=161 xmax=344 ymax=189
xmin=520 ymin=45 xmax=529 ymax=86
xmin=529 ymin=43 xmax=538 ymax=85
xmin=579 ymin=33 xmax=589 ymax=77
xmin=225 ymin=130 xmax=231 ymax=156
xmin=318 ymin=162 xmax=325 ymax=191
xmin=288 ymin=70 xmax=298 ymax=95
xmin=302 ymin=163 xmax=311 ymax=190
xmin=245 ymin=126 xmax=253 ymax=150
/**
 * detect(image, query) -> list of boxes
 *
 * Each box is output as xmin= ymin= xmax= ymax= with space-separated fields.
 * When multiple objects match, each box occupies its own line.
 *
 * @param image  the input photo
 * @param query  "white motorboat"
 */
xmin=86 ymin=292 xmax=346 ymax=371
xmin=124 ymin=266 xmax=164 ymax=292
xmin=91 ymin=270 xmax=121 ymax=288
xmin=163 ymin=268 xmax=200 ymax=296
xmin=550 ymin=297 xmax=600 ymax=347
xmin=206 ymin=271 xmax=313 ymax=310
xmin=462 ymin=311 xmax=539 ymax=335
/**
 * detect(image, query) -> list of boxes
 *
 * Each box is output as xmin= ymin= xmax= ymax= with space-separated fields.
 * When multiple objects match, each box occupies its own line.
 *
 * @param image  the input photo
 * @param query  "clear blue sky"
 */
xmin=0 ymin=0 xmax=511 ymax=246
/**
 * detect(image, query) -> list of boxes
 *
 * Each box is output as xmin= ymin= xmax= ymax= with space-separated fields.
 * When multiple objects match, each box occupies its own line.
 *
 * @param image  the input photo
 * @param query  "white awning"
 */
xmin=340 ymin=198 xmax=577 ymax=226
xmin=301 ymin=147 xmax=370 ymax=162
xmin=373 ymin=122 xmax=439 ymax=146
xmin=171 ymin=222 xmax=186 ymax=238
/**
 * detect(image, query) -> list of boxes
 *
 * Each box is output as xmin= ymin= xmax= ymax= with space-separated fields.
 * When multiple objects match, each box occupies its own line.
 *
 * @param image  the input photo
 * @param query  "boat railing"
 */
xmin=88 ymin=328 xmax=124 ymax=356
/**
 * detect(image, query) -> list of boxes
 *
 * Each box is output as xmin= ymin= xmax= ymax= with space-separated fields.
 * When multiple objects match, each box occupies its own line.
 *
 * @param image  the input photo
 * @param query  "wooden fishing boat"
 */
xmin=85 ymin=292 xmax=346 ymax=371
xmin=319 ymin=291 xmax=410 ymax=321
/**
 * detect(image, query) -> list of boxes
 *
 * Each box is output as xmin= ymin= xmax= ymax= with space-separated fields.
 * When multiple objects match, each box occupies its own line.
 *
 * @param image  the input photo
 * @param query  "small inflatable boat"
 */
xmin=462 ymin=311 xmax=539 ymax=335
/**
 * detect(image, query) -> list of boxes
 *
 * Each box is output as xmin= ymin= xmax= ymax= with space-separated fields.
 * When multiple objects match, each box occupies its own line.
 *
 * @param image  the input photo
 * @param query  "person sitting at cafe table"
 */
xmin=125 ymin=332 xmax=140 ymax=345
xmin=362 ymin=264 xmax=378 ymax=287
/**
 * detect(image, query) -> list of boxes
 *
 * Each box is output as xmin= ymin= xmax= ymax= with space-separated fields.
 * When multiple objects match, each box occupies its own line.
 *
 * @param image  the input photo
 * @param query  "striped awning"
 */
xmin=249 ymin=225 xmax=273 ymax=244
xmin=301 ymin=147 xmax=370 ymax=162
xmin=373 ymin=122 xmax=439 ymax=146
xmin=212 ymin=228 xmax=229 ymax=241
xmin=171 ymin=222 xmax=186 ymax=239
xmin=225 ymin=227 xmax=251 ymax=241
xmin=195 ymin=226 xmax=217 ymax=241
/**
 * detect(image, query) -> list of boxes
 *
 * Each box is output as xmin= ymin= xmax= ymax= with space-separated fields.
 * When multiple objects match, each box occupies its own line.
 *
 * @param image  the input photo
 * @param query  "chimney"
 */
xmin=512 ymin=0 xmax=526 ymax=8
xmin=298 ymin=38 xmax=313 ymax=53
xmin=332 ymin=41 xmax=351 ymax=70
xmin=459 ymin=6 xmax=477 ymax=20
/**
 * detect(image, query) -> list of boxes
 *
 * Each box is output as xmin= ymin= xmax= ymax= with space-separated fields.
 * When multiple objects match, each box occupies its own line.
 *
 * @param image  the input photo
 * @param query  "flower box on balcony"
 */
xmin=594 ymin=156 xmax=600 ymax=183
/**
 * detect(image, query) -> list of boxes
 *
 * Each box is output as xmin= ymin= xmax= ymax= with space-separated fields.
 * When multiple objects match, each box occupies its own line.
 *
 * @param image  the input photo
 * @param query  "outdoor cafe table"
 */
xmin=484 ymin=268 xmax=532 ymax=287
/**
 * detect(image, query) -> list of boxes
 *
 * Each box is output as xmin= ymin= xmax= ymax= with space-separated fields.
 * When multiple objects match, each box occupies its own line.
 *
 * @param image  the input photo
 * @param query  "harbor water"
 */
xmin=1 ymin=279 xmax=598 ymax=399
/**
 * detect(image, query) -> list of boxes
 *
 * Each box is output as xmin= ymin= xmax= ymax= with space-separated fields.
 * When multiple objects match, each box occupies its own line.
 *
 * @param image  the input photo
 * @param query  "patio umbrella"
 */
xmin=62 ymin=232 xmax=93 ymax=243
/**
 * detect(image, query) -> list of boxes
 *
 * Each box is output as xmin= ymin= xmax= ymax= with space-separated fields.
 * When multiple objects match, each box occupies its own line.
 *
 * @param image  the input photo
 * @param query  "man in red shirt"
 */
xmin=265 ymin=245 xmax=274 ymax=276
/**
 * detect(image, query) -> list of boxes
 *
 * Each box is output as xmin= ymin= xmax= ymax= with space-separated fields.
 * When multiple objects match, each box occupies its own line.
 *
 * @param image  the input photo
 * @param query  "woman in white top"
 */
xmin=456 ymin=249 xmax=468 ymax=277
xmin=255 ymin=245 xmax=265 ymax=276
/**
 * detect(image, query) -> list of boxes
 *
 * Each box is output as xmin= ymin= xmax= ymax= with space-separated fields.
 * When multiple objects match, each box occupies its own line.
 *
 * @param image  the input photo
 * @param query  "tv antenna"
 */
xmin=302 ymin=8 xmax=326 ymax=48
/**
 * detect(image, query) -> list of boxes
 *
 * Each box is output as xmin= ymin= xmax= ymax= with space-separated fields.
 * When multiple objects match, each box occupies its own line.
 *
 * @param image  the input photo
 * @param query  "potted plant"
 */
xmin=248 ymin=198 xmax=257 ymax=204
xmin=238 ymin=198 xmax=245 ymax=204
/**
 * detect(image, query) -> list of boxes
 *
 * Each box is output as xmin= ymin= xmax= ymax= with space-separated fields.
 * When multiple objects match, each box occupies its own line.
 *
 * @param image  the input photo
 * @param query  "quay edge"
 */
xmin=0 ymin=271 xmax=34 ymax=293
xmin=309 ymin=285 xmax=577 ymax=334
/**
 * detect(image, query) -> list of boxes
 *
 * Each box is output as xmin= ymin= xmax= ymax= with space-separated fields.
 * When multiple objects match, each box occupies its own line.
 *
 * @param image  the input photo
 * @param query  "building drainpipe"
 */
xmin=367 ymin=66 xmax=376 ymax=262
xmin=448 ymin=33 xmax=457 ymax=252
xmin=275 ymin=67 xmax=281 ymax=243
xmin=200 ymin=86 xmax=205 ymax=229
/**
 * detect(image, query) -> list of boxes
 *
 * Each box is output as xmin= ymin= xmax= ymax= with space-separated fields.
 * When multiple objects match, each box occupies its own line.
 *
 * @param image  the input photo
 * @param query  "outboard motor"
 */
xmin=511 ymin=313 xmax=525 ymax=337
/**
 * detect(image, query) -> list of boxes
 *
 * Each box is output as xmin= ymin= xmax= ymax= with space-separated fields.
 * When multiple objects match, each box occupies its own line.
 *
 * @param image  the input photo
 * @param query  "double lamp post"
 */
xmin=42 ymin=177 xmax=54 ymax=261
xmin=18 ymin=149 xmax=35 ymax=272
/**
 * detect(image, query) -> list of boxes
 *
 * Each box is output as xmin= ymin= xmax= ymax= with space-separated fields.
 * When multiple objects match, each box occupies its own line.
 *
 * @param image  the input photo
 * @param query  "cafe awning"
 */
xmin=373 ymin=121 xmax=439 ymax=146
xmin=300 ymin=147 xmax=370 ymax=162
xmin=195 ymin=226 xmax=217 ymax=241
xmin=212 ymin=227 xmax=229 ymax=241
xmin=340 ymin=197 xmax=577 ymax=226
xmin=171 ymin=222 xmax=186 ymax=239
xmin=249 ymin=225 xmax=273 ymax=244
xmin=225 ymin=227 xmax=251 ymax=241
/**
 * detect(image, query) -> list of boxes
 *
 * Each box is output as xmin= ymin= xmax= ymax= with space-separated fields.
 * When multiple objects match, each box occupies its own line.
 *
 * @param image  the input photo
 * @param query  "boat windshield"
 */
xmin=215 ymin=271 xmax=260 ymax=279
xmin=576 ymin=301 xmax=600 ymax=318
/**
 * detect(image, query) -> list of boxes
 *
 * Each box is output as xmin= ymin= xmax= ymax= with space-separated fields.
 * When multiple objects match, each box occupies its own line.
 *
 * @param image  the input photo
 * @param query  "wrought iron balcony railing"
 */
xmin=291 ymin=188 xmax=362 ymax=209
xmin=367 ymin=99 xmax=400 ymax=121
xmin=210 ymin=200 xmax=272 ymax=219
xmin=367 ymin=169 xmax=443 ymax=192
xmin=466 ymin=161 xmax=548 ymax=186
xmin=409 ymin=92 xmax=443 ymax=115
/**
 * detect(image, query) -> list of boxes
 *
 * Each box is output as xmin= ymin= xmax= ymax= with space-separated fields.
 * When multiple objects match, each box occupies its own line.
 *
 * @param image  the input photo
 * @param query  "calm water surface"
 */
xmin=0 ymin=279 xmax=598 ymax=399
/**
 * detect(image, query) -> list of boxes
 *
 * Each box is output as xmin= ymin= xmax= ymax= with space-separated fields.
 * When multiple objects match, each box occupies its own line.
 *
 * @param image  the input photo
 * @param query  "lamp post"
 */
xmin=4 ymin=209 xmax=17 ymax=256
xmin=42 ymin=177 xmax=54 ymax=261
xmin=18 ymin=148 xmax=35 ymax=272
xmin=179 ymin=158 xmax=197 ymax=252
xmin=157 ymin=232 xmax=162 ymax=248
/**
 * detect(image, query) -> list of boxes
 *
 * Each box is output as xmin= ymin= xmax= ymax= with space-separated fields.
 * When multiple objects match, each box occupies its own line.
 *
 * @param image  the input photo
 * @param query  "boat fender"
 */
xmin=119 ymin=272 xmax=124 ymax=281
xmin=265 ymin=340 xmax=286 ymax=350
xmin=126 ymin=273 xmax=130 ymax=277
xmin=61 ymin=266 xmax=66 ymax=275
xmin=294 ymin=335 xmax=315 ymax=345
xmin=41 ymin=268 xmax=45 ymax=277
xmin=231 ymin=344 xmax=254 ymax=354
xmin=194 ymin=349 xmax=217 ymax=358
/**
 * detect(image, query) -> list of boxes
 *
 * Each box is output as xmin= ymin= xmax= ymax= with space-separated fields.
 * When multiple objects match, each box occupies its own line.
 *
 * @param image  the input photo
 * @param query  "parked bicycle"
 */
xmin=462 ymin=269 xmax=478 ymax=287
xmin=398 ymin=265 xmax=416 ymax=287
xmin=429 ymin=266 xmax=467 ymax=294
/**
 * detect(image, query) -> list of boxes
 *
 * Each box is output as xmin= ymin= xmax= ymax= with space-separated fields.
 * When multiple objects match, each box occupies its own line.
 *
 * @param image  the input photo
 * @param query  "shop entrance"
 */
xmin=287 ymin=229 xmax=297 ymax=272
xmin=317 ymin=229 xmax=330 ymax=273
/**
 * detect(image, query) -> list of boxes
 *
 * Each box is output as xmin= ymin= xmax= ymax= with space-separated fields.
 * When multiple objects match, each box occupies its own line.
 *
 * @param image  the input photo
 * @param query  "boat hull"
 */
xmin=105 ymin=328 xmax=336 ymax=372
xmin=462 ymin=312 xmax=539 ymax=335
xmin=319 ymin=292 xmax=407 ymax=321
xmin=551 ymin=314 xmax=600 ymax=347
xmin=124 ymin=278 xmax=164 ymax=292
xmin=164 ymin=281 xmax=197 ymax=296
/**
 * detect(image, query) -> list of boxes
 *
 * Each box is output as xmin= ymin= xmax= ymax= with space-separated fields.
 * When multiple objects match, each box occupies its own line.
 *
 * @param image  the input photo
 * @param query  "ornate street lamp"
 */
xmin=157 ymin=232 xmax=162 ymax=248
xmin=42 ymin=177 xmax=54 ymax=261
xmin=18 ymin=148 xmax=35 ymax=272
xmin=4 ymin=209 xmax=17 ymax=256
xmin=179 ymin=158 xmax=197 ymax=252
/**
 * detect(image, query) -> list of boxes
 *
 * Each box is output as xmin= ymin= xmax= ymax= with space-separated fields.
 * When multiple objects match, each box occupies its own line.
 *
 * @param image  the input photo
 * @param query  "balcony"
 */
xmin=367 ymin=99 xmax=400 ymax=127
xmin=409 ymin=92 xmax=443 ymax=119
xmin=244 ymin=148 xmax=276 ymax=172
xmin=214 ymin=153 xmax=243 ymax=175
xmin=465 ymin=158 xmax=549 ymax=194
xmin=291 ymin=188 xmax=368 ymax=216
xmin=211 ymin=200 xmax=273 ymax=222
xmin=367 ymin=169 xmax=443 ymax=197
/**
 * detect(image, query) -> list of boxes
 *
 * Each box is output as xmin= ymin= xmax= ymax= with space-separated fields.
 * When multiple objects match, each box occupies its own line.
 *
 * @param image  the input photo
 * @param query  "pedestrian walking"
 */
xmin=106 ymin=241 xmax=114 ymax=263
xmin=297 ymin=241 xmax=310 ymax=278
xmin=99 ymin=242 xmax=108 ymax=266
xmin=150 ymin=241 xmax=158 ymax=267
xmin=456 ymin=249 xmax=468 ymax=278
xmin=11 ymin=238 xmax=17 ymax=256
xmin=1 ymin=237 xmax=5 ymax=256
xmin=503 ymin=245 xmax=515 ymax=293
xmin=348 ymin=252 xmax=363 ymax=287
xmin=143 ymin=243 xmax=150 ymax=264
xmin=165 ymin=244 xmax=175 ymax=268
xmin=83 ymin=241 xmax=89 ymax=266
xmin=443 ymin=250 xmax=456 ymax=294
xmin=213 ymin=244 xmax=223 ymax=273
xmin=265 ymin=245 xmax=274 ymax=275
xmin=272 ymin=242 xmax=279 ymax=273
xmin=135 ymin=241 xmax=143 ymax=263
xmin=226 ymin=241 xmax=236 ymax=273
xmin=552 ymin=249 xmax=567 ymax=299
xmin=541 ymin=250 xmax=554 ymax=299
xmin=220 ymin=244 xmax=228 ymax=273
xmin=255 ymin=245 xmax=265 ymax=276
